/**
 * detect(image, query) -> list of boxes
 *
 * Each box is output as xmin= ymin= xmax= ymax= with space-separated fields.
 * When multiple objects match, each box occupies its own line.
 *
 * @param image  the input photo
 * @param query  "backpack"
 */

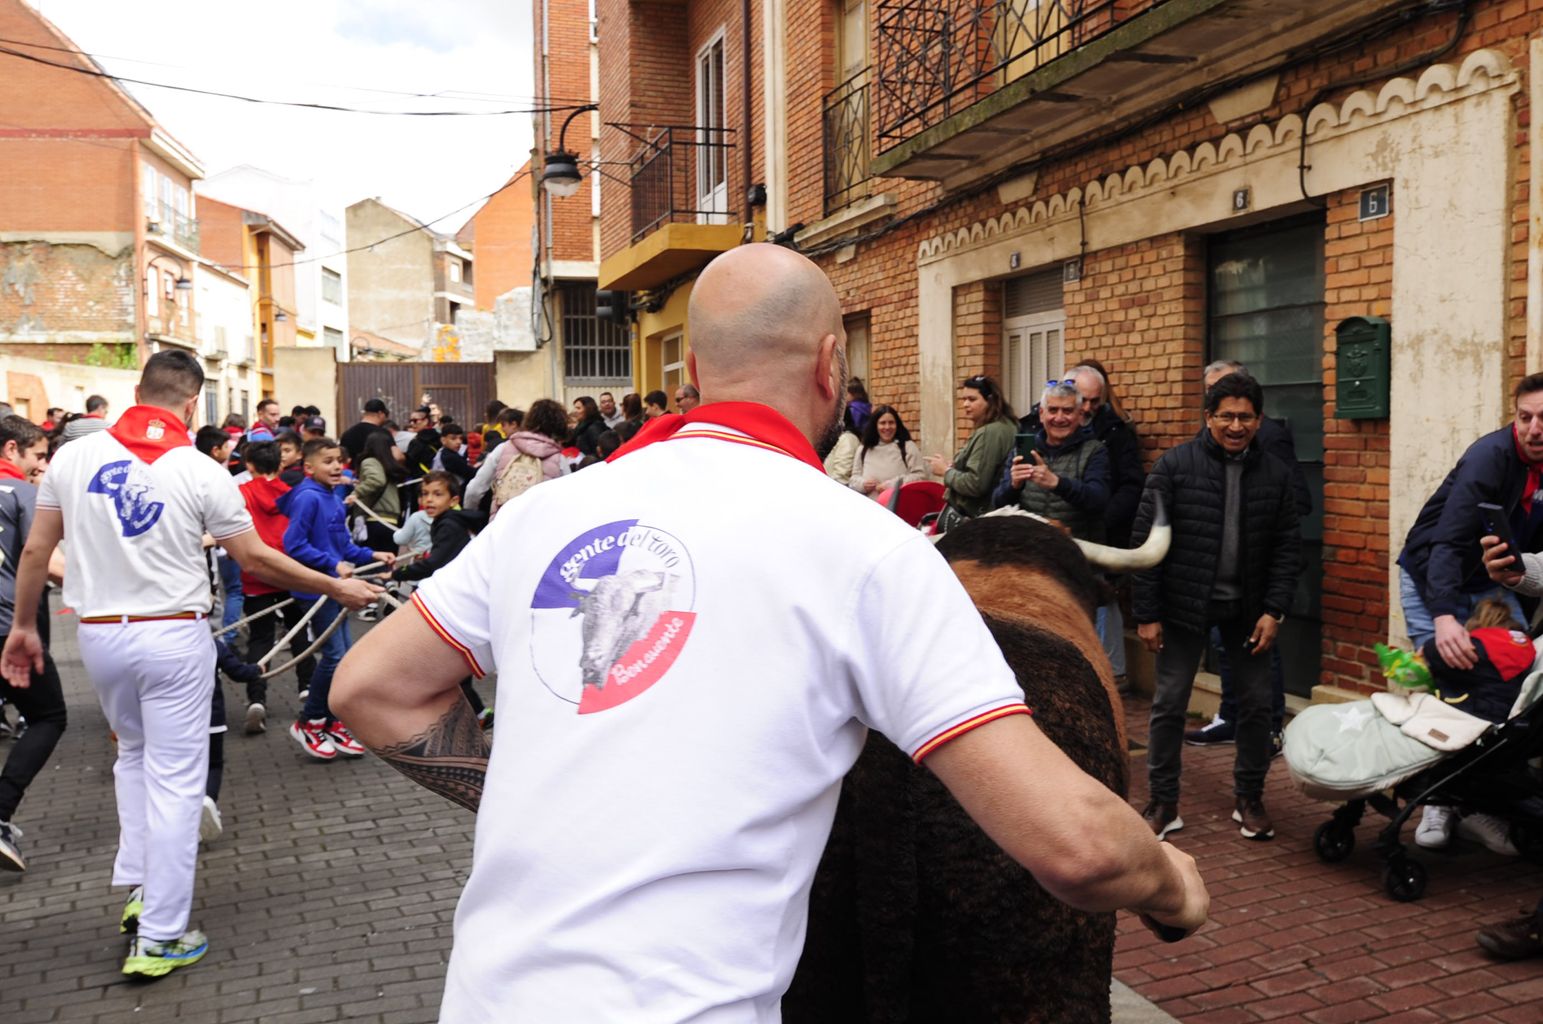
xmin=490 ymin=445 xmax=545 ymax=517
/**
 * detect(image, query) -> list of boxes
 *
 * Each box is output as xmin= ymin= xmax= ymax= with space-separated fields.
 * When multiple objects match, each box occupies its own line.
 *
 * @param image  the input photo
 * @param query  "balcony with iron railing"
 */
xmin=871 ymin=0 xmax=1415 ymax=189
xmin=598 ymin=125 xmax=744 ymax=292
xmin=823 ymin=70 xmax=873 ymax=214
xmin=147 ymin=200 xmax=200 ymax=254
xmin=626 ymin=125 xmax=735 ymax=243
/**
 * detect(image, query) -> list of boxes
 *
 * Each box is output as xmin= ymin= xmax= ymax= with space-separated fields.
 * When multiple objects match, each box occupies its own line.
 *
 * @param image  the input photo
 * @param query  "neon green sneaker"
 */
xmin=122 ymin=929 xmax=208 ymax=979
xmin=120 ymin=885 xmax=144 ymax=935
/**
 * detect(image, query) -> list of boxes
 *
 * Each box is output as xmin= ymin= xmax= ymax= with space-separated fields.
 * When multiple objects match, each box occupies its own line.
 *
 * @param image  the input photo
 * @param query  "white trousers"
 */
xmin=78 ymin=618 xmax=214 ymax=942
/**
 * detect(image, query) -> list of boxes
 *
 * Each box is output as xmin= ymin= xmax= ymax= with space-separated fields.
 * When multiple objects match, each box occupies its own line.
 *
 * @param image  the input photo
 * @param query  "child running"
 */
xmin=278 ymin=438 xmax=395 ymax=760
xmin=390 ymin=470 xmax=491 ymax=727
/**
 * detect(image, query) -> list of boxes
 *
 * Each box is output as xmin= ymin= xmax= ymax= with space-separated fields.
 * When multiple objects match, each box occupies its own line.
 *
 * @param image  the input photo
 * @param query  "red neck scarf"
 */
xmin=0 ymin=459 xmax=25 ymax=482
xmin=108 ymin=405 xmax=192 ymax=465
xmin=607 ymin=401 xmax=825 ymax=472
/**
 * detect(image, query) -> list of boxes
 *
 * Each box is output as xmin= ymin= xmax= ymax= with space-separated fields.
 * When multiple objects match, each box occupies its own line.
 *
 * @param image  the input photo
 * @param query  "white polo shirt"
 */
xmin=414 ymin=419 xmax=1028 ymax=1023
xmin=38 ymin=426 xmax=252 ymax=618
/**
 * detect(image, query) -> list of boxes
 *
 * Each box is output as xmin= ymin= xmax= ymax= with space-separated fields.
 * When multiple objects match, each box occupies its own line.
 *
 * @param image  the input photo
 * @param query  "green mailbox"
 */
xmin=1335 ymin=316 xmax=1390 ymax=420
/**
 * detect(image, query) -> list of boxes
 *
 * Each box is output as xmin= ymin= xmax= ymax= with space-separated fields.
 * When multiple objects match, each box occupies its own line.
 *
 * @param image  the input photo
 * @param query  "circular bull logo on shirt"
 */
xmin=530 ymin=520 xmax=697 ymax=714
xmin=87 ymin=460 xmax=165 ymax=537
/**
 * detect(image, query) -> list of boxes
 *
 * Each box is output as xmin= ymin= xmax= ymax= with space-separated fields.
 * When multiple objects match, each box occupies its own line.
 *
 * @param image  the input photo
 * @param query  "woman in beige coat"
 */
xmin=849 ymin=405 xmax=927 ymax=499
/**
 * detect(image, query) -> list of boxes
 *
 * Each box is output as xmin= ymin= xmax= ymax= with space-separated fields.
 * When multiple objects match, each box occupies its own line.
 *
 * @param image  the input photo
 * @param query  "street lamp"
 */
xmin=541 ymin=104 xmax=599 ymax=197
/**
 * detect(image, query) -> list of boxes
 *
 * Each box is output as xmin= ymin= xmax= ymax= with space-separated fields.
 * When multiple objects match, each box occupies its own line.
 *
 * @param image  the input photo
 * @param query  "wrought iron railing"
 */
xmin=875 ymin=0 xmax=1162 ymax=147
xmin=623 ymin=125 xmax=736 ymax=243
xmin=823 ymin=70 xmax=872 ymax=213
xmin=148 ymin=200 xmax=200 ymax=253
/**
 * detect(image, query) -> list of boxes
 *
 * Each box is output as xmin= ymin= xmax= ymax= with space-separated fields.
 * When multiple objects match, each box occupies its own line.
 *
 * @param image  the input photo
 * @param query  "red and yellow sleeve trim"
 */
xmin=411 ymin=592 xmax=486 ymax=678
xmin=912 ymin=703 xmax=1032 ymax=764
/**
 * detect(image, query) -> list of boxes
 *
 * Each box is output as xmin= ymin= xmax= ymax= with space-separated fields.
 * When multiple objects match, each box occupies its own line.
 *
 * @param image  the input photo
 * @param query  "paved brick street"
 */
xmin=0 ymin=605 xmax=489 ymax=1024
xmin=1116 ymin=695 xmax=1543 ymax=1024
xmin=4 ymin=608 xmax=1541 ymax=1023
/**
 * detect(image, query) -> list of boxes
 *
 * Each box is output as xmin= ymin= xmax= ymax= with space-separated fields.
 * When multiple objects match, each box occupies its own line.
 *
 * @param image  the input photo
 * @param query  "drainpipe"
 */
xmin=741 ymin=0 xmax=754 ymax=226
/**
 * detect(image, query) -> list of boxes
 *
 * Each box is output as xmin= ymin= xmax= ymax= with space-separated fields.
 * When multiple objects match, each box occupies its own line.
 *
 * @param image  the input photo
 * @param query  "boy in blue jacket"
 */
xmin=278 ymin=438 xmax=395 ymax=760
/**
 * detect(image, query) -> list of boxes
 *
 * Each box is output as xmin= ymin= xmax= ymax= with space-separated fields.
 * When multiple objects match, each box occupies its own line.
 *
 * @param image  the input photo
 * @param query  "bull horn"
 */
xmin=1075 ymin=492 xmax=1169 ymax=571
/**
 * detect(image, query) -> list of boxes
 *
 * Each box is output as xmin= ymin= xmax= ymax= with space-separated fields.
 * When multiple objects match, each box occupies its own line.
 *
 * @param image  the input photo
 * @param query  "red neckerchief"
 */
xmin=0 ymin=460 xmax=25 ymax=482
xmin=607 ymin=401 xmax=825 ymax=472
xmin=1513 ymin=425 xmax=1543 ymax=513
xmin=108 ymin=405 xmax=192 ymax=465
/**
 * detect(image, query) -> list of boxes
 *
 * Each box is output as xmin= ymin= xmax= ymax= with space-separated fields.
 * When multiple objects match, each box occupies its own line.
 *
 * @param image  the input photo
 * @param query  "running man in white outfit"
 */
xmin=0 ymin=351 xmax=380 ymax=980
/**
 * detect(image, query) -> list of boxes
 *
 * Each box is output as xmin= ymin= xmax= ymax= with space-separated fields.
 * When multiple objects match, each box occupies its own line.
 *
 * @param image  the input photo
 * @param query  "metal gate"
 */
xmin=337 ymin=362 xmax=497 ymax=432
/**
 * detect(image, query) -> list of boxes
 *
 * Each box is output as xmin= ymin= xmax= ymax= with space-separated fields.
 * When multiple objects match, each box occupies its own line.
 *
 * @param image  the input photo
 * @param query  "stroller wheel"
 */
xmin=1313 ymin=821 xmax=1356 ymax=863
xmin=1382 ymin=856 xmax=1427 ymax=902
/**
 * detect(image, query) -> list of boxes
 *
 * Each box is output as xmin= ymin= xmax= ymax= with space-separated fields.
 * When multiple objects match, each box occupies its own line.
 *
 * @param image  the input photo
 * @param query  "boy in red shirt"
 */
xmin=237 ymin=442 xmax=314 ymax=734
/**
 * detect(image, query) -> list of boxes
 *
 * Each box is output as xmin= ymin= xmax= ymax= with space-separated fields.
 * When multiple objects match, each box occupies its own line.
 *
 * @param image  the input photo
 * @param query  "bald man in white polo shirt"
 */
xmin=1 ymin=351 xmax=380 ymax=981
xmin=333 ymin=245 xmax=1207 ymax=1022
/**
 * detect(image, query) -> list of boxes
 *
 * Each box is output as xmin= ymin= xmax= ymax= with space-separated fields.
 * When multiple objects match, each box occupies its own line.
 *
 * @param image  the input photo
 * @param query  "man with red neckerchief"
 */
xmin=1398 ymin=372 xmax=1543 ymax=670
xmin=332 ymin=244 xmax=1206 ymax=1023
xmin=0 ymin=351 xmax=381 ymax=981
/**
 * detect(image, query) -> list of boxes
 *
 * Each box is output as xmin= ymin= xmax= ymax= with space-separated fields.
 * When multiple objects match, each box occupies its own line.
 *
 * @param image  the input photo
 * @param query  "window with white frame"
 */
xmin=321 ymin=267 xmax=342 ymax=305
xmin=449 ymin=260 xmax=462 ymax=284
xmin=696 ymin=33 xmax=728 ymax=223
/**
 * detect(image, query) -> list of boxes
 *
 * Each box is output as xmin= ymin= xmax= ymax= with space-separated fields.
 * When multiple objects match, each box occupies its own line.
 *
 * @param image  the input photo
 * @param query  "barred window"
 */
xmin=560 ymin=282 xmax=632 ymax=382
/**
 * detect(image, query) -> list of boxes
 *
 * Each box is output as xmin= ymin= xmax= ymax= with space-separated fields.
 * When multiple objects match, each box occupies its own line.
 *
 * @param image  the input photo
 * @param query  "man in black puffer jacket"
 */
xmin=1130 ymin=373 xmax=1301 ymax=844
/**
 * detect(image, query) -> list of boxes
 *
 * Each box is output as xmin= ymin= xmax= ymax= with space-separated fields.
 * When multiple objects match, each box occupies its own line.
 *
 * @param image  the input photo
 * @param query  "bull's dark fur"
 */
xmin=785 ymin=518 xmax=1127 ymax=1024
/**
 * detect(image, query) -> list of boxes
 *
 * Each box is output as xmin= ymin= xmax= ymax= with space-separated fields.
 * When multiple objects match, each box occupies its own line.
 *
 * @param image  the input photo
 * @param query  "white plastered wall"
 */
xmin=913 ymin=49 xmax=1520 ymax=644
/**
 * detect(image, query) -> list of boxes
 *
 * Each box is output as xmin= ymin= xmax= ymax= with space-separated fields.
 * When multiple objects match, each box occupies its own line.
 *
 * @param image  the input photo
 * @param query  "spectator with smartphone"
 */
xmin=990 ymin=379 xmax=1110 ymax=542
xmin=1396 ymin=372 xmax=1543 ymax=669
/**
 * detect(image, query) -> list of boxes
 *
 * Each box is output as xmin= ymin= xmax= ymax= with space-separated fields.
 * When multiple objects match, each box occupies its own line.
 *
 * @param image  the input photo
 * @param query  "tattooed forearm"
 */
xmin=375 ymin=697 xmax=491 ymax=812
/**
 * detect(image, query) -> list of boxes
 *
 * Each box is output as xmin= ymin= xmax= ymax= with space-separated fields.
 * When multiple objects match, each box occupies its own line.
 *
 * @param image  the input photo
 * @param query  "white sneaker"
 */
xmin=1414 ymin=805 xmax=1456 ymax=849
xmin=1457 ymin=812 xmax=1520 ymax=856
xmin=199 ymin=797 xmax=222 ymax=843
xmin=243 ymin=702 xmax=266 ymax=735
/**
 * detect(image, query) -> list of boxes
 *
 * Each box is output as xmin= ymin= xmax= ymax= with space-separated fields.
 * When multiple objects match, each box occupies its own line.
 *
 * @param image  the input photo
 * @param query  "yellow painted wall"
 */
xmin=634 ymin=283 xmax=693 ymax=396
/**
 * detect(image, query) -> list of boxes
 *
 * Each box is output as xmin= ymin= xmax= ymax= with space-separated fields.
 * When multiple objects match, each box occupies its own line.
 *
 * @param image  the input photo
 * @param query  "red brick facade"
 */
xmin=594 ymin=0 xmax=1543 ymax=696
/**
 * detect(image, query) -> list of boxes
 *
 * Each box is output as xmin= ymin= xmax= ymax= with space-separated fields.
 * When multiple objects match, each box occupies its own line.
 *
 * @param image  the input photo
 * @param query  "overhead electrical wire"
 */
xmin=0 ymin=43 xmax=589 ymax=117
xmin=218 ymin=166 xmax=533 ymax=273
xmin=0 ymin=34 xmax=577 ymax=106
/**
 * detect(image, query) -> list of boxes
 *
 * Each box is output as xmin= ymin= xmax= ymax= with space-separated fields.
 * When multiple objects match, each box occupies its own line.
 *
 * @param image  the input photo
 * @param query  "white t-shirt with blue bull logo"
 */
xmin=39 ymin=421 xmax=251 ymax=618
xmin=414 ymin=417 xmax=1028 ymax=1023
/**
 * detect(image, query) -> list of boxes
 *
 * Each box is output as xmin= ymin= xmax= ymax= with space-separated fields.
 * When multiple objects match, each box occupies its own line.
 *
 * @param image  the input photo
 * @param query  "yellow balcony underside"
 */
xmin=598 ymin=222 xmax=743 ymax=291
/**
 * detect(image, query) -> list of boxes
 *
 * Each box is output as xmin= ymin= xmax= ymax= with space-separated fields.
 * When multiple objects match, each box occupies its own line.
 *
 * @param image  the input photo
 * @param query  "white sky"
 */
xmin=27 ymin=0 xmax=538 ymax=229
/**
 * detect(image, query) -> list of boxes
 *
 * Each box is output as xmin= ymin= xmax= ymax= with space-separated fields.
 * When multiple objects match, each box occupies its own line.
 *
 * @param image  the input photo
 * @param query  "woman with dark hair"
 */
xmin=616 ymin=393 xmax=645 ymax=441
xmin=354 ymin=430 xmax=406 ymax=551
xmin=570 ymin=397 xmax=607 ymax=457
xmin=822 ymin=405 xmax=863 ymax=485
xmin=465 ymin=398 xmax=571 ymax=512
xmin=926 ymin=374 xmax=1017 ymax=533
xmin=849 ymin=404 xmax=926 ymax=499
xmin=846 ymin=377 xmax=872 ymax=433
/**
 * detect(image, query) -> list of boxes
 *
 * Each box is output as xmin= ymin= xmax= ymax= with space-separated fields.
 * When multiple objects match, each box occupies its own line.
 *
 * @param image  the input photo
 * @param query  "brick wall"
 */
xmin=539 ymin=0 xmax=598 ymax=264
xmin=950 ymin=280 xmax=1003 ymax=445
xmin=1320 ymin=188 xmax=1394 ymax=691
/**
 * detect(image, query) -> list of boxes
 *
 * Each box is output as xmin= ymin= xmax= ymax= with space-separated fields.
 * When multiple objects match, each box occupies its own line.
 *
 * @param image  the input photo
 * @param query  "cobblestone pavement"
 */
xmin=1116 ymin=695 xmax=1543 ymax=1023
xmin=0 ymin=606 xmax=489 ymax=1024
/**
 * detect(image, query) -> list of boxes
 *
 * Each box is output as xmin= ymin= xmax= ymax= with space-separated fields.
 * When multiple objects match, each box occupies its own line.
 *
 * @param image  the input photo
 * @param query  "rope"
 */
xmin=212 ymin=595 xmax=294 ymax=638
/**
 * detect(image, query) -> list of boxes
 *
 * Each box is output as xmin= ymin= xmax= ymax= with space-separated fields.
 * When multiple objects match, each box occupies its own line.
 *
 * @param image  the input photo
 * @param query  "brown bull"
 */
xmin=785 ymin=515 xmax=1138 ymax=1024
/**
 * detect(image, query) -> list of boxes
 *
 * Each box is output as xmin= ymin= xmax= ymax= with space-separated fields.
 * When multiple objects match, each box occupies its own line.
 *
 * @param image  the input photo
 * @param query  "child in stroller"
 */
xmin=1283 ymin=598 xmax=1543 ymax=901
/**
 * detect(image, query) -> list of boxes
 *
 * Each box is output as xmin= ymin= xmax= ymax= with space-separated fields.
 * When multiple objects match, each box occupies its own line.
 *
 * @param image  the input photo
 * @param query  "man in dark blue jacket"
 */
xmin=1187 ymin=359 xmax=1313 ymax=749
xmin=279 ymin=438 xmax=395 ymax=761
xmin=1131 ymin=373 xmax=1300 ymax=843
xmin=1397 ymin=373 xmax=1543 ymax=669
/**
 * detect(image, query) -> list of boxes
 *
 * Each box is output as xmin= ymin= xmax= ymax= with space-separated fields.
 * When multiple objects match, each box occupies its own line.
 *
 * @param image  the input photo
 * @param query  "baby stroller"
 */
xmin=1283 ymin=657 xmax=1543 ymax=902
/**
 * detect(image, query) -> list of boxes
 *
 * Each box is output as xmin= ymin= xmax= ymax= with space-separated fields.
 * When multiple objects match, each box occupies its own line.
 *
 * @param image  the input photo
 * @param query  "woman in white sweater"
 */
xmin=849 ymin=404 xmax=927 ymax=498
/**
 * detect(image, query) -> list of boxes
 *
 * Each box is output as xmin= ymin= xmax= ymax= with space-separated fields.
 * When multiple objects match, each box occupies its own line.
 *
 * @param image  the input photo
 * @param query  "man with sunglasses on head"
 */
xmin=1130 ymin=371 xmax=1301 ymax=844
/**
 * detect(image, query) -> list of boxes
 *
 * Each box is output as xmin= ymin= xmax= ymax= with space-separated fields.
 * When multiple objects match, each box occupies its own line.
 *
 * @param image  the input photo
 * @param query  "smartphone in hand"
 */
xmin=1477 ymin=502 xmax=1518 ymax=556
xmin=1015 ymin=433 xmax=1037 ymax=462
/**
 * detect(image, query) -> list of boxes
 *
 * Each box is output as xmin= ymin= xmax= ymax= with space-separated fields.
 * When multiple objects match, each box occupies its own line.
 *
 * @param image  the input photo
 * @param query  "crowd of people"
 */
xmin=0 ymin=238 xmax=1537 ymax=1000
